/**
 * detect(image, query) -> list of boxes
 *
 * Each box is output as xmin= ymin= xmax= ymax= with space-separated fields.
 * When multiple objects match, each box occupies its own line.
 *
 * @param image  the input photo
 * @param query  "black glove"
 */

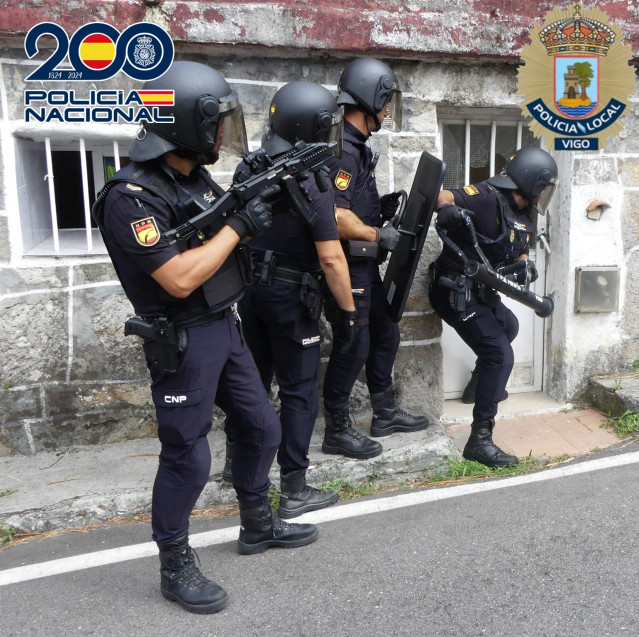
xmin=436 ymin=203 xmax=475 ymax=229
xmin=377 ymin=224 xmax=400 ymax=251
xmin=332 ymin=309 xmax=359 ymax=355
xmin=380 ymin=192 xmax=401 ymax=221
xmin=295 ymin=171 xmax=312 ymax=204
xmin=226 ymin=185 xmax=280 ymax=239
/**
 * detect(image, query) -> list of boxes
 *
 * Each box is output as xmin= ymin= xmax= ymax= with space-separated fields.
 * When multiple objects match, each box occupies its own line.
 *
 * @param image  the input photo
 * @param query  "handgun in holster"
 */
xmin=438 ymin=274 xmax=471 ymax=317
xmin=124 ymin=316 xmax=185 ymax=374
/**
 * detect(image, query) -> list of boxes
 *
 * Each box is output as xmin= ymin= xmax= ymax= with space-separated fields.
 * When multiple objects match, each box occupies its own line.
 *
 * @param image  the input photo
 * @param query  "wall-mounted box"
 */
xmin=574 ymin=266 xmax=620 ymax=313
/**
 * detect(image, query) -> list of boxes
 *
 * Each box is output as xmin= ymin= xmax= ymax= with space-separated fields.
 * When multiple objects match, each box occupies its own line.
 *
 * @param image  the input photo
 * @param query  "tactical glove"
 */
xmin=332 ymin=309 xmax=359 ymax=355
xmin=226 ymin=185 xmax=280 ymax=239
xmin=377 ymin=224 xmax=401 ymax=251
xmin=379 ymin=192 xmax=401 ymax=221
xmin=436 ymin=203 xmax=475 ymax=229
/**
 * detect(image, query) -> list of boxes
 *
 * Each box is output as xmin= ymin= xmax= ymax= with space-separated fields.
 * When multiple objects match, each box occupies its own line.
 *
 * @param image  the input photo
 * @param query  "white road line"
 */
xmin=2 ymin=451 xmax=639 ymax=587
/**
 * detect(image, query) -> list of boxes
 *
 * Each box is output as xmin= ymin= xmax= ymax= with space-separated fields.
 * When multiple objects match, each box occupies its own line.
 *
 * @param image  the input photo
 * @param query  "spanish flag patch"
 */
xmin=132 ymin=217 xmax=160 ymax=247
xmin=463 ymin=185 xmax=480 ymax=196
xmin=335 ymin=170 xmax=352 ymax=191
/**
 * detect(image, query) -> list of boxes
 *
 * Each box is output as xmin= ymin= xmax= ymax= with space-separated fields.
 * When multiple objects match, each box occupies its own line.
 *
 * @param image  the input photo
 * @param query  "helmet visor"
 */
xmin=218 ymin=94 xmax=249 ymax=157
xmin=533 ymin=179 xmax=558 ymax=216
xmin=326 ymin=109 xmax=344 ymax=158
xmin=382 ymin=89 xmax=402 ymax=132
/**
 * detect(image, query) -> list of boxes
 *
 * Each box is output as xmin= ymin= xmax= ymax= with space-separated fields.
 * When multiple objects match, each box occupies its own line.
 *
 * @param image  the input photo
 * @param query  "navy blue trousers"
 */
xmin=238 ymin=280 xmax=321 ymax=473
xmin=148 ymin=312 xmax=281 ymax=544
xmin=430 ymin=285 xmax=519 ymax=423
xmin=323 ymin=273 xmax=400 ymax=412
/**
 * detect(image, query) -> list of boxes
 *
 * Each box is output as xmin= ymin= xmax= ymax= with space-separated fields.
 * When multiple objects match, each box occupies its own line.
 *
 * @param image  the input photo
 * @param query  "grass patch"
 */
xmin=1 ymin=525 xmax=17 ymax=545
xmin=0 ymin=488 xmax=18 ymax=498
xmin=603 ymin=410 xmax=639 ymax=438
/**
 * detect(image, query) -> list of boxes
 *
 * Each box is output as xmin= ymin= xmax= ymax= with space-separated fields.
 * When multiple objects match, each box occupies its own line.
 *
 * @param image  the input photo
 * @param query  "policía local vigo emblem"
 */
xmin=518 ymin=3 xmax=635 ymax=151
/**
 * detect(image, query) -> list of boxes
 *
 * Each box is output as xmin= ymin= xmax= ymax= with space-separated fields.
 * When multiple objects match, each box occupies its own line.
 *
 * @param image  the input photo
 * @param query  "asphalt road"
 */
xmin=2 ymin=439 xmax=639 ymax=637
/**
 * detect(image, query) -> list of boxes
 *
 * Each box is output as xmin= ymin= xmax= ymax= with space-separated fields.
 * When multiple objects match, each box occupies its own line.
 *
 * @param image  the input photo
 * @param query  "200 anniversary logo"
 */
xmin=518 ymin=3 xmax=635 ymax=151
xmin=23 ymin=22 xmax=175 ymax=124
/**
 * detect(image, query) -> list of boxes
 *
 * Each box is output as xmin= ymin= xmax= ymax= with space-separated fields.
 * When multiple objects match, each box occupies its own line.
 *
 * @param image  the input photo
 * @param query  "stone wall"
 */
xmin=1 ymin=2 xmax=638 ymax=453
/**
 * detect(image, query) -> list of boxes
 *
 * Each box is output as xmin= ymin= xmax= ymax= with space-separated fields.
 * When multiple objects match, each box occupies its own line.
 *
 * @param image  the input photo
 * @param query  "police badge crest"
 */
xmin=518 ymin=3 xmax=635 ymax=151
xmin=134 ymin=35 xmax=156 ymax=68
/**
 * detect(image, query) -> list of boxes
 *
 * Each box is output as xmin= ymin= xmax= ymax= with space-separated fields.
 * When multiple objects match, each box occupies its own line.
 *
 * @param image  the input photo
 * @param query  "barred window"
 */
xmin=438 ymin=109 xmax=538 ymax=190
xmin=14 ymin=128 xmax=133 ymax=256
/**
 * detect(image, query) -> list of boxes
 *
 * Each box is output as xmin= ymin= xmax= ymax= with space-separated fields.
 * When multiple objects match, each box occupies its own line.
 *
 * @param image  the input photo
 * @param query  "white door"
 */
xmin=441 ymin=216 xmax=548 ymax=398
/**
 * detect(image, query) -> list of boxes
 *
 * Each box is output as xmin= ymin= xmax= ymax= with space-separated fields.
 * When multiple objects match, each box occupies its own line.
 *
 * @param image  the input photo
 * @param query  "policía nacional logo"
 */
xmin=518 ymin=3 xmax=635 ymax=151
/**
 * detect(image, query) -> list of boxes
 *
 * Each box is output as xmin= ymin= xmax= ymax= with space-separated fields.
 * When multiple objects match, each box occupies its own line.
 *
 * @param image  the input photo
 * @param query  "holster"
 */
xmin=299 ymin=271 xmax=326 ymax=320
xmin=124 ymin=316 xmax=187 ymax=374
xmin=437 ymin=274 xmax=472 ymax=318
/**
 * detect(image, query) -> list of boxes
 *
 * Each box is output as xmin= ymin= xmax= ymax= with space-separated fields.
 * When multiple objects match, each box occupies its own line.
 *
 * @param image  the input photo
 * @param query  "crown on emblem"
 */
xmin=136 ymin=35 xmax=153 ymax=45
xmin=539 ymin=4 xmax=615 ymax=56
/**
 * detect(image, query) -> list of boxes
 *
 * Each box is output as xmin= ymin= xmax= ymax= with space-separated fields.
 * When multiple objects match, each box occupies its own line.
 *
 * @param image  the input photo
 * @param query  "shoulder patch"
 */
xmin=126 ymin=183 xmax=143 ymax=191
xmin=131 ymin=217 xmax=160 ymax=247
xmin=463 ymin=185 xmax=480 ymax=196
xmin=335 ymin=170 xmax=352 ymax=191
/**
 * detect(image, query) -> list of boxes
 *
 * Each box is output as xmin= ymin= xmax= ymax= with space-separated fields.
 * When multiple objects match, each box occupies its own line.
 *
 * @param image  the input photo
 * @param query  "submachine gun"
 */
xmin=436 ymin=215 xmax=554 ymax=318
xmin=164 ymin=140 xmax=337 ymax=245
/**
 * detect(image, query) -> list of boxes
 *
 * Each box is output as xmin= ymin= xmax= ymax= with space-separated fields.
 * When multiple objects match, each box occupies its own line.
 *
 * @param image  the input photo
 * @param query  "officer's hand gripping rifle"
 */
xmin=436 ymin=215 xmax=554 ymax=318
xmin=164 ymin=140 xmax=337 ymax=245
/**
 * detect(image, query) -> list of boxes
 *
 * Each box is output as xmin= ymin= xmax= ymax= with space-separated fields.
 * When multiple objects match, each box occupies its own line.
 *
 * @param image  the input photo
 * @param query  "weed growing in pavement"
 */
xmin=603 ymin=410 xmax=639 ymax=438
xmin=1 ymin=525 xmax=16 ymax=545
xmin=0 ymin=489 xmax=18 ymax=498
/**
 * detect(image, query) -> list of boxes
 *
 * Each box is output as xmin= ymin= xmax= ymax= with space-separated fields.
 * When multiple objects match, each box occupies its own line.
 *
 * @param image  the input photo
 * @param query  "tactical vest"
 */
xmin=344 ymin=131 xmax=381 ymax=227
xmin=93 ymin=161 xmax=247 ymax=315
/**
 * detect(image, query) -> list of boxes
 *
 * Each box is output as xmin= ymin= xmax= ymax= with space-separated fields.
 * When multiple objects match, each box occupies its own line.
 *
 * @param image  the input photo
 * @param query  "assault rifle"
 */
xmin=164 ymin=140 xmax=336 ymax=245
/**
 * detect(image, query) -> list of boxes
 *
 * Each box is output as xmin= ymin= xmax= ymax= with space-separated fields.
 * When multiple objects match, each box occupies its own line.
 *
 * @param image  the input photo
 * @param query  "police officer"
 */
xmin=429 ymin=146 xmax=558 ymax=468
xmin=322 ymin=57 xmax=429 ymax=459
xmin=93 ymin=61 xmax=318 ymax=615
xmin=233 ymin=81 xmax=357 ymax=518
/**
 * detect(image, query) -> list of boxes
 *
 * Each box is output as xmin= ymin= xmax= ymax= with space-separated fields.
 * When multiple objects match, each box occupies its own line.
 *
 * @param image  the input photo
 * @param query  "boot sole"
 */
xmin=321 ymin=443 xmax=382 ymax=459
xmin=238 ymin=527 xmax=319 ymax=555
xmin=370 ymin=422 xmax=429 ymax=438
xmin=161 ymin=588 xmax=229 ymax=614
xmin=278 ymin=492 xmax=339 ymax=519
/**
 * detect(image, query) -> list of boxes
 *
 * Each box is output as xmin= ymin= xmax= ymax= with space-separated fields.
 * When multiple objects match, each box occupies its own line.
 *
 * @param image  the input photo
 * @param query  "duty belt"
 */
xmin=254 ymin=261 xmax=321 ymax=290
xmin=142 ymin=308 xmax=230 ymax=329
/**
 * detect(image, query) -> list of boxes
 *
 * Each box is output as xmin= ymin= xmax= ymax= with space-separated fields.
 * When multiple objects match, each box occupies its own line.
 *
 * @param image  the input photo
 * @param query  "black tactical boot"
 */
xmin=462 ymin=420 xmax=518 ymax=468
xmin=322 ymin=409 xmax=383 ymax=459
xmin=222 ymin=439 xmax=234 ymax=482
xmin=278 ymin=469 xmax=339 ymax=519
xmin=158 ymin=535 xmax=228 ymax=614
xmin=238 ymin=497 xmax=319 ymax=555
xmin=461 ymin=369 xmax=508 ymax=404
xmin=369 ymin=388 xmax=429 ymax=437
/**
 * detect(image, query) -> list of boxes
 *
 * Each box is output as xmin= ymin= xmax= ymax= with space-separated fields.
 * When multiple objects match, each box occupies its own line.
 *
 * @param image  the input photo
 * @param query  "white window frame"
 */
xmin=13 ymin=124 xmax=135 ymax=257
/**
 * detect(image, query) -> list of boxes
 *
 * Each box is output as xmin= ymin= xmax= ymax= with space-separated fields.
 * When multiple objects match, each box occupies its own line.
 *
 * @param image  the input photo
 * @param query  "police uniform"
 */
xmin=235 ymin=165 xmax=339 ymax=473
xmin=94 ymin=159 xmax=281 ymax=544
xmin=322 ymin=120 xmax=400 ymax=412
xmin=429 ymin=182 xmax=535 ymax=425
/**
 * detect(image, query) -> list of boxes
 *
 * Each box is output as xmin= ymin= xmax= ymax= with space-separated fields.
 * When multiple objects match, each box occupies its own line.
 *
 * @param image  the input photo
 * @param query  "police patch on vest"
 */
xmin=132 ymin=217 xmax=160 ymax=246
xmin=463 ymin=185 xmax=480 ymax=196
xmin=335 ymin=170 xmax=352 ymax=191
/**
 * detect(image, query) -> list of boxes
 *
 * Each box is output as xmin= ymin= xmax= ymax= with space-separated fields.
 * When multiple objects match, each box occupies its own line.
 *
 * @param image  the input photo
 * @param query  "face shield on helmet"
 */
xmin=199 ymin=92 xmax=249 ymax=159
xmin=533 ymin=178 xmax=558 ymax=216
xmin=320 ymin=108 xmax=344 ymax=158
xmin=381 ymin=87 xmax=402 ymax=132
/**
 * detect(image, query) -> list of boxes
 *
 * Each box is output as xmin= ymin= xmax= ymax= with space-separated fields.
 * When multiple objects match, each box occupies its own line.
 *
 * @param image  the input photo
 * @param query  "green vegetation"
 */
xmin=603 ymin=410 xmax=639 ymax=438
xmin=0 ymin=489 xmax=18 ymax=498
xmin=0 ymin=525 xmax=17 ymax=545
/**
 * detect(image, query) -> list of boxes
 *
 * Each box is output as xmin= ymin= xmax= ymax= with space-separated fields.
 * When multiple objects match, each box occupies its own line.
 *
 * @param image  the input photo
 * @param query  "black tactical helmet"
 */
xmin=129 ymin=61 xmax=248 ymax=162
xmin=487 ymin=146 xmax=559 ymax=214
xmin=336 ymin=57 xmax=402 ymax=132
xmin=262 ymin=81 xmax=343 ymax=158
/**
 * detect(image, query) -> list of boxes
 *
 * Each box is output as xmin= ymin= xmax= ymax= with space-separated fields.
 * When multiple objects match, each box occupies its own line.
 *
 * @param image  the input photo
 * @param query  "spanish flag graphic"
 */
xmin=136 ymin=90 xmax=175 ymax=106
xmin=132 ymin=217 xmax=160 ymax=246
xmin=79 ymin=34 xmax=116 ymax=70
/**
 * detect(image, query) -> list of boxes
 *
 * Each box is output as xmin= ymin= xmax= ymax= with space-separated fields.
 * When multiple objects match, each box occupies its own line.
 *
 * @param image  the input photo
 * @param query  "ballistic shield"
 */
xmin=383 ymin=151 xmax=446 ymax=322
